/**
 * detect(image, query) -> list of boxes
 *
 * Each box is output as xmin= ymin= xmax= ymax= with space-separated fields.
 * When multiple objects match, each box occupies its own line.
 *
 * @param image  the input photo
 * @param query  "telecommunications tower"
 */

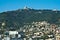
xmin=24 ymin=0 xmax=32 ymax=9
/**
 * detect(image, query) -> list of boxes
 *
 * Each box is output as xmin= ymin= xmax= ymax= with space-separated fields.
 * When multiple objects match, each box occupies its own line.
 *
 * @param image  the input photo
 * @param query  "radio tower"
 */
xmin=24 ymin=0 xmax=31 ymax=9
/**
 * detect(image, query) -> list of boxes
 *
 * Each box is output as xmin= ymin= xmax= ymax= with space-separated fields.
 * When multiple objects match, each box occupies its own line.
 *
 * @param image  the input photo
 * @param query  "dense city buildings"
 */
xmin=0 ymin=21 xmax=60 ymax=40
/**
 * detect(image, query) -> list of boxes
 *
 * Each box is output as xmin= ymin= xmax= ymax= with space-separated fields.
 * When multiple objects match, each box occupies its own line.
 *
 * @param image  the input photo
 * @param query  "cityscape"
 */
xmin=0 ymin=21 xmax=60 ymax=40
xmin=0 ymin=0 xmax=60 ymax=40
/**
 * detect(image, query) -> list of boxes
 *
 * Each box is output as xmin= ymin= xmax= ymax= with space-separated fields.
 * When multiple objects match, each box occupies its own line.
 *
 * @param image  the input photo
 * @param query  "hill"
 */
xmin=0 ymin=9 xmax=60 ymax=29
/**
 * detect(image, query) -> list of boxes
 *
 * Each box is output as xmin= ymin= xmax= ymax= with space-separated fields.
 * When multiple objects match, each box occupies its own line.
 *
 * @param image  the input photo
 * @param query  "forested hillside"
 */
xmin=0 ymin=9 xmax=60 ymax=29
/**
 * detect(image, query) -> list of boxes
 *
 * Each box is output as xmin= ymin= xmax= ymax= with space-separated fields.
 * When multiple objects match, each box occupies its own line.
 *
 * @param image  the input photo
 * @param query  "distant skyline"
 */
xmin=0 ymin=0 xmax=60 ymax=12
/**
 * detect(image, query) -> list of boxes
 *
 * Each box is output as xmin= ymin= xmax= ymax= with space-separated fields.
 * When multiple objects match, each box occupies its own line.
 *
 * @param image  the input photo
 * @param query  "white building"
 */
xmin=9 ymin=31 xmax=18 ymax=38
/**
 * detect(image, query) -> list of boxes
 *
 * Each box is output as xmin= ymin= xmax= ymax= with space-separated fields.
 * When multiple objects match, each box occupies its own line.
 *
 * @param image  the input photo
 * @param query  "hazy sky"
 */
xmin=0 ymin=0 xmax=60 ymax=12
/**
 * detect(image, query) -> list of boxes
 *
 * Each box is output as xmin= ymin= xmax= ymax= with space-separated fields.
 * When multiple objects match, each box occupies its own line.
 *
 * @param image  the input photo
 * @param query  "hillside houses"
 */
xmin=0 ymin=21 xmax=60 ymax=40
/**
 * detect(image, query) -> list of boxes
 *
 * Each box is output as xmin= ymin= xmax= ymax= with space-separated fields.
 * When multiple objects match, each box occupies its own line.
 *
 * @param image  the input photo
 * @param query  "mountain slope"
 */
xmin=0 ymin=9 xmax=60 ymax=28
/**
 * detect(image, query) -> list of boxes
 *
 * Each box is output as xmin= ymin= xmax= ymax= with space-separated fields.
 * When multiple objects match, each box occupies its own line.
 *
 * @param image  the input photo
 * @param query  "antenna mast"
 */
xmin=24 ymin=0 xmax=31 ymax=9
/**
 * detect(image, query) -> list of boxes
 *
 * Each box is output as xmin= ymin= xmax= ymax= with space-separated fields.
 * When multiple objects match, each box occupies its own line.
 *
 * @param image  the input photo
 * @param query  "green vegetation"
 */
xmin=0 ymin=9 xmax=60 ymax=29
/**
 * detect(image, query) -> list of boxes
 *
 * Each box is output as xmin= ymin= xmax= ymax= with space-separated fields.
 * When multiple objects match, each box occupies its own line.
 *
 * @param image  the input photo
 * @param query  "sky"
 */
xmin=0 ymin=0 xmax=60 ymax=12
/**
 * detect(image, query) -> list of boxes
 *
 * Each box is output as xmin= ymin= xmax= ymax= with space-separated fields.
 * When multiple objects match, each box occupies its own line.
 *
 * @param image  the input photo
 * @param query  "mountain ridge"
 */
xmin=0 ymin=9 xmax=60 ymax=29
